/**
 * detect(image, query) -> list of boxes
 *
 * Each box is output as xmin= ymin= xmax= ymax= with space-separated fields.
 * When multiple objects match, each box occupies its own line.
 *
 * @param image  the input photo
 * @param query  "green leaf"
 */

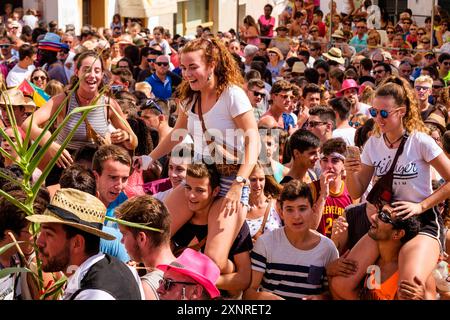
xmin=0 ymin=241 xmax=24 ymax=256
xmin=0 ymin=267 xmax=31 ymax=279
xmin=105 ymin=216 xmax=164 ymax=233
xmin=0 ymin=189 xmax=31 ymax=215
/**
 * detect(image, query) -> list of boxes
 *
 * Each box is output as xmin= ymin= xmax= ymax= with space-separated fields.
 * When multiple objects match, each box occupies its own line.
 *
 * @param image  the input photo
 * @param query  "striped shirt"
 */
xmin=55 ymin=92 xmax=110 ymax=151
xmin=251 ymin=227 xmax=338 ymax=299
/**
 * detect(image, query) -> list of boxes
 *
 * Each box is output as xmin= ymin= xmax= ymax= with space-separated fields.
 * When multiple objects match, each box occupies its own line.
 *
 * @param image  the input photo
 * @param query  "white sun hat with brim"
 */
xmin=323 ymin=47 xmax=345 ymax=65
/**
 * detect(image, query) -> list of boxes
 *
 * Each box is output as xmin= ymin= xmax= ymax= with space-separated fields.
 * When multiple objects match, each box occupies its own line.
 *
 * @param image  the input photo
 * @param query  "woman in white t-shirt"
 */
xmin=134 ymin=38 xmax=259 ymax=274
xmin=334 ymin=76 xmax=450 ymax=299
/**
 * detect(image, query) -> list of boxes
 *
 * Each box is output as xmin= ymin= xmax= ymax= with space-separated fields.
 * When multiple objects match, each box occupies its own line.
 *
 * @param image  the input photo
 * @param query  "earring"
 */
xmin=207 ymin=73 xmax=212 ymax=82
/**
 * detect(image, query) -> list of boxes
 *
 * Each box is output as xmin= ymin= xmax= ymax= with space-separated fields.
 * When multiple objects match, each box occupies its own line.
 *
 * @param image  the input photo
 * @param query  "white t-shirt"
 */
xmin=186 ymin=85 xmax=253 ymax=158
xmin=333 ymin=127 xmax=356 ymax=146
xmin=361 ymin=131 xmax=442 ymax=203
xmin=22 ymin=14 xmax=38 ymax=29
xmin=149 ymin=39 xmax=171 ymax=56
xmin=355 ymin=102 xmax=372 ymax=117
xmin=6 ymin=63 xmax=35 ymax=88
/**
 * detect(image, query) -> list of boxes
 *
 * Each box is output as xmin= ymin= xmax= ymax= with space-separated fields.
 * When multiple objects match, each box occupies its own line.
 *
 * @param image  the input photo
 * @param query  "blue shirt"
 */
xmin=349 ymin=34 xmax=368 ymax=53
xmin=100 ymin=226 xmax=130 ymax=263
xmin=145 ymin=73 xmax=173 ymax=100
xmin=105 ymin=191 xmax=128 ymax=229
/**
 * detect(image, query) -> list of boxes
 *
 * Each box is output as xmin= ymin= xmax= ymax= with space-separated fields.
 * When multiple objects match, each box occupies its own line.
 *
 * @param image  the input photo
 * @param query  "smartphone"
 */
xmin=346 ymin=146 xmax=361 ymax=160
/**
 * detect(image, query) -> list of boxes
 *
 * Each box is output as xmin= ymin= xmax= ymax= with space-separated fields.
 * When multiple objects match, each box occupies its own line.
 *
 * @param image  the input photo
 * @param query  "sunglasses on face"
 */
xmin=159 ymin=278 xmax=197 ymax=292
xmin=155 ymin=62 xmax=169 ymax=67
xmin=33 ymin=76 xmax=47 ymax=81
xmin=442 ymin=61 xmax=450 ymax=66
xmin=433 ymin=85 xmax=444 ymax=89
xmin=387 ymin=31 xmax=394 ymax=34
xmin=369 ymin=108 xmax=398 ymax=118
xmin=348 ymin=121 xmax=361 ymax=128
xmin=252 ymin=91 xmax=266 ymax=98
xmin=307 ymin=120 xmax=327 ymax=128
xmin=415 ymin=85 xmax=431 ymax=92
xmin=417 ymin=32 xmax=425 ymax=36
xmin=378 ymin=210 xmax=395 ymax=225
xmin=147 ymin=58 xmax=156 ymax=63
xmin=0 ymin=44 xmax=10 ymax=49
xmin=373 ymin=69 xmax=385 ymax=75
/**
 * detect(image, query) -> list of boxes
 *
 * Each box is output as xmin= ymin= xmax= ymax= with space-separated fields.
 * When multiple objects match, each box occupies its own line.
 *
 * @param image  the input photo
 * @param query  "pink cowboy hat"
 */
xmin=337 ymin=79 xmax=360 ymax=97
xmin=157 ymin=248 xmax=220 ymax=298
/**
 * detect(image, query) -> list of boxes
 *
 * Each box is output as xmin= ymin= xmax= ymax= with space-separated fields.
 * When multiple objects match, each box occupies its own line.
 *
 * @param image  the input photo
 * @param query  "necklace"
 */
xmin=383 ymin=133 xmax=404 ymax=148
xmin=77 ymin=91 xmax=96 ymax=103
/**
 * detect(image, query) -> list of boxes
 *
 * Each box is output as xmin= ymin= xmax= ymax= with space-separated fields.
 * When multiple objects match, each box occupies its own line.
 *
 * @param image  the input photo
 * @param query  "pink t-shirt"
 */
xmin=258 ymin=15 xmax=275 ymax=38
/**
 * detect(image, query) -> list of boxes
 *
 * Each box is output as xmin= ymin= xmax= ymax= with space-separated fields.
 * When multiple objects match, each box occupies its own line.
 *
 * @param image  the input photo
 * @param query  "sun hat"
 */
xmin=0 ymin=89 xmax=36 ymax=110
xmin=26 ymin=188 xmax=115 ymax=240
xmin=337 ymin=79 xmax=360 ymax=97
xmin=275 ymin=26 xmax=288 ymax=32
xmin=117 ymin=34 xmax=133 ymax=45
xmin=331 ymin=30 xmax=346 ymax=39
xmin=323 ymin=47 xmax=345 ymax=65
xmin=157 ymin=248 xmax=220 ymax=298
xmin=425 ymin=113 xmax=447 ymax=135
xmin=292 ymin=61 xmax=306 ymax=74
xmin=267 ymin=47 xmax=284 ymax=60
xmin=38 ymin=32 xmax=69 ymax=52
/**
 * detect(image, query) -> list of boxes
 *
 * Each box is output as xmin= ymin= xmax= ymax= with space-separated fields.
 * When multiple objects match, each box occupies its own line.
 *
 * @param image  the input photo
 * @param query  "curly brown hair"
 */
xmin=178 ymin=37 xmax=244 ymax=109
xmin=373 ymin=76 xmax=428 ymax=136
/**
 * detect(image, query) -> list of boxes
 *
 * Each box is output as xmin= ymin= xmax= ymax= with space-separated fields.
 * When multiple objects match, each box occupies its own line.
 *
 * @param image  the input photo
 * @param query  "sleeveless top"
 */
xmin=141 ymin=269 xmax=164 ymax=300
xmin=246 ymin=206 xmax=283 ymax=238
xmin=69 ymin=255 xmax=142 ymax=300
xmin=360 ymin=271 xmax=399 ymax=300
xmin=55 ymin=92 xmax=110 ymax=151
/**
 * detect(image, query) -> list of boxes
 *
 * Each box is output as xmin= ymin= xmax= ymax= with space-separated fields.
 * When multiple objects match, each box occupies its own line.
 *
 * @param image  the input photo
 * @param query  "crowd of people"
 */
xmin=1 ymin=0 xmax=450 ymax=301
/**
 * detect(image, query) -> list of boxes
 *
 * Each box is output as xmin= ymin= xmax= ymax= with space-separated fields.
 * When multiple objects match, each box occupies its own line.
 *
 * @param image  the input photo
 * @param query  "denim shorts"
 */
xmin=218 ymin=175 xmax=250 ymax=207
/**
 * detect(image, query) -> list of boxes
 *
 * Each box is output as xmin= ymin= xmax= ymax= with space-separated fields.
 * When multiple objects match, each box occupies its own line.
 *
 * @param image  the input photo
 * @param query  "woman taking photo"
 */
xmin=23 ymin=50 xmax=137 ymax=182
xmin=332 ymin=76 xmax=450 ymax=299
xmin=134 ymin=37 xmax=259 ymax=273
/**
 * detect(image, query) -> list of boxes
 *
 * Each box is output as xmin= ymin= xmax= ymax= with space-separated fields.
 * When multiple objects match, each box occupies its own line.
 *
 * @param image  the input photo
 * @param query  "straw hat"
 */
xmin=331 ymin=30 xmax=346 ymax=39
xmin=267 ymin=47 xmax=284 ymax=61
xmin=323 ymin=47 xmax=345 ymax=65
xmin=292 ymin=61 xmax=306 ymax=74
xmin=27 ymin=188 xmax=115 ymax=240
xmin=425 ymin=113 xmax=447 ymax=135
xmin=158 ymin=248 xmax=220 ymax=298
xmin=117 ymin=34 xmax=133 ymax=45
xmin=0 ymin=89 xmax=36 ymax=110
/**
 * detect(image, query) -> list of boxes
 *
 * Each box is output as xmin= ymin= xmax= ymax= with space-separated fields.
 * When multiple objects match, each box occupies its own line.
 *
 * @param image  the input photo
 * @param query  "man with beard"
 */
xmin=37 ymin=33 xmax=69 ymax=85
xmin=337 ymin=79 xmax=372 ymax=117
xmin=27 ymin=188 xmax=144 ymax=300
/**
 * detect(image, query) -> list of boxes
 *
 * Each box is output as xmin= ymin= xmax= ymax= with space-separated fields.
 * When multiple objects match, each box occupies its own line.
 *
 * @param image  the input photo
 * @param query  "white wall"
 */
xmin=57 ymin=0 xmax=82 ymax=33
xmin=408 ymin=0 xmax=434 ymax=25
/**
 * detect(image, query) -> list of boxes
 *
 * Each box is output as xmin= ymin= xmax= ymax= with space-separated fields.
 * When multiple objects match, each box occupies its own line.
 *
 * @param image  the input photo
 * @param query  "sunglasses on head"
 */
xmin=159 ymin=278 xmax=197 ymax=292
xmin=369 ymin=108 xmax=398 ymax=118
xmin=146 ymin=99 xmax=163 ymax=114
xmin=252 ymin=91 xmax=266 ymax=98
xmin=33 ymin=76 xmax=47 ymax=81
xmin=378 ymin=210 xmax=395 ymax=225
xmin=155 ymin=62 xmax=169 ymax=67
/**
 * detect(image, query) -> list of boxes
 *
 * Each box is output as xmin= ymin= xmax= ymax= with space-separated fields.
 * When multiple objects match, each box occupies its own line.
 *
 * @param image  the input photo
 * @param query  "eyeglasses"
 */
xmin=10 ymin=26 xmax=18 ymax=29
xmin=373 ymin=69 xmax=385 ymax=75
xmin=310 ymin=29 xmax=319 ymax=33
xmin=378 ymin=210 xmax=395 ymax=225
xmin=319 ymin=73 xmax=327 ymax=78
xmin=433 ymin=85 xmax=444 ymax=89
xmin=369 ymin=108 xmax=398 ymax=118
xmin=307 ymin=120 xmax=327 ymax=128
xmin=147 ymin=58 xmax=156 ymax=63
xmin=348 ymin=121 xmax=361 ymax=128
xmin=386 ymin=31 xmax=394 ymax=34
xmin=372 ymin=60 xmax=383 ymax=64
xmin=155 ymin=62 xmax=169 ymax=67
xmin=442 ymin=61 xmax=450 ymax=66
xmin=415 ymin=85 xmax=431 ymax=92
xmin=33 ymin=76 xmax=47 ymax=81
xmin=159 ymin=278 xmax=197 ymax=292
xmin=310 ymin=48 xmax=318 ymax=51
xmin=252 ymin=91 xmax=266 ymax=98
xmin=0 ymin=44 xmax=10 ymax=49
xmin=422 ymin=41 xmax=430 ymax=44
xmin=417 ymin=32 xmax=425 ymax=36
xmin=425 ymin=55 xmax=435 ymax=60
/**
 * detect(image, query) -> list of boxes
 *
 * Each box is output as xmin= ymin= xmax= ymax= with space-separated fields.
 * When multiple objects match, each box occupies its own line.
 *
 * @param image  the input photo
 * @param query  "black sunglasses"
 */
xmin=307 ymin=120 xmax=327 ymax=128
xmin=159 ymin=278 xmax=197 ymax=291
xmin=378 ymin=210 xmax=395 ymax=225
xmin=252 ymin=91 xmax=266 ymax=98
xmin=0 ymin=44 xmax=10 ymax=49
xmin=145 ymin=99 xmax=164 ymax=114
xmin=373 ymin=69 xmax=385 ymax=75
xmin=147 ymin=58 xmax=156 ymax=63
xmin=155 ymin=62 xmax=169 ymax=67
